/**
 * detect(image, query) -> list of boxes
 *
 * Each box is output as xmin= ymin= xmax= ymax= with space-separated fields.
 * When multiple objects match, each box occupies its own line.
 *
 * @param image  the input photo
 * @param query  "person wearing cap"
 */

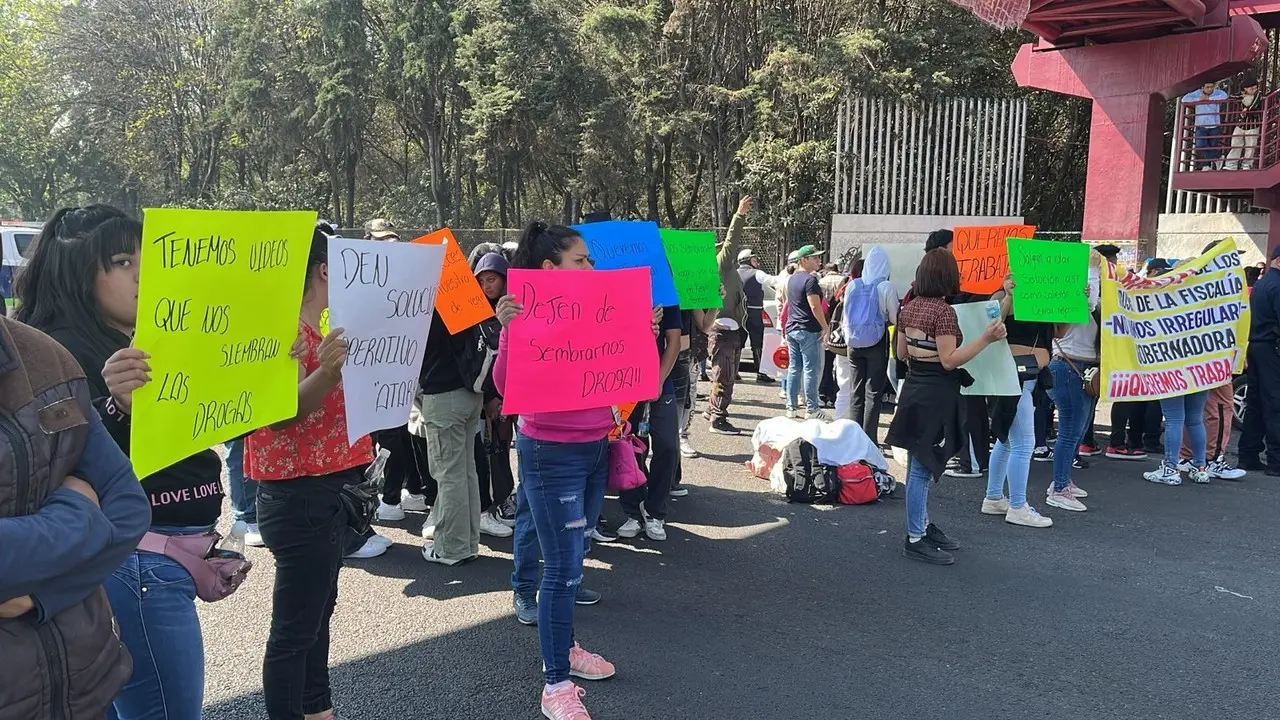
xmin=738 ymin=247 xmax=778 ymax=383
xmin=364 ymin=218 xmax=400 ymax=241
xmin=704 ymin=196 xmax=754 ymax=435
xmin=1225 ymin=78 xmax=1263 ymax=170
xmin=784 ymin=244 xmax=831 ymax=420
xmin=1240 ymin=244 xmax=1280 ymax=475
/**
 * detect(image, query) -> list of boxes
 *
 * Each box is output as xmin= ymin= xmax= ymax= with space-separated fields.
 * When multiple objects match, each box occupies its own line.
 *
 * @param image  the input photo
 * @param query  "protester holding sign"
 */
xmin=1045 ymin=250 xmax=1101 ymax=513
xmin=13 ymin=205 xmax=216 ymax=719
xmin=244 ymin=227 xmax=373 ymax=720
xmin=885 ymin=249 xmax=1007 ymax=566
xmin=493 ymin=222 xmax=623 ymax=720
xmin=981 ymin=275 xmax=1054 ymax=529
xmin=471 ymin=251 xmax=517 ymax=535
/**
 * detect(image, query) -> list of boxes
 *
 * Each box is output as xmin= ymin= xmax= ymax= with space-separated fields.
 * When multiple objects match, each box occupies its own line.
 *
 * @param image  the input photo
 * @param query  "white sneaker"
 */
xmin=400 ymin=491 xmax=428 ymax=512
xmin=376 ymin=501 xmax=406 ymax=522
xmin=981 ymin=496 xmax=1010 ymax=515
xmin=1046 ymin=487 xmax=1087 ymax=512
xmin=616 ymin=518 xmax=642 ymax=539
xmin=1209 ymin=457 xmax=1247 ymax=480
xmin=479 ymin=509 xmax=514 ymax=537
xmin=368 ymin=533 xmax=393 ymax=548
xmin=1176 ymin=459 xmax=1195 ymax=473
xmin=643 ymin=517 xmax=667 ymax=541
xmin=1005 ymin=504 xmax=1053 ymax=528
xmin=421 ymin=521 xmax=436 ymax=540
xmin=785 ymin=410 xmax=798 ymax=419
xmin=345 ymin=537 xmax=387 ymax=559
xmin=243 ymin=522 xmax=264 ymax=547
xmin=679 ymin=439 xmax=700 ymax=458
xmin=1144 ymin=463 xmax=1183 ymax=486
xmin=1189 ymin=466 xmax=1211 ymax=484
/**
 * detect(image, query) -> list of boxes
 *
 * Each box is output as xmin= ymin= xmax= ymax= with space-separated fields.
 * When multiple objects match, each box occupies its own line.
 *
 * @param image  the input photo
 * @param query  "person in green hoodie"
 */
xmin=703 ymin=196 xmax=753 ymax=435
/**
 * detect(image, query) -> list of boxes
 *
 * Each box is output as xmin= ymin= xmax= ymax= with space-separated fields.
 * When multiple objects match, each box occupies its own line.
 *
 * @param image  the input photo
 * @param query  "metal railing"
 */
xmin=1173 ymin=90 xmax=1278 ymax=174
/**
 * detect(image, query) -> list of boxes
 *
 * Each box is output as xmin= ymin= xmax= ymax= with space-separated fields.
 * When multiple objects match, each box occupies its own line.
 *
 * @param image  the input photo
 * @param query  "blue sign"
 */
xmin=571 ymin=220 xmax=679 ymax=307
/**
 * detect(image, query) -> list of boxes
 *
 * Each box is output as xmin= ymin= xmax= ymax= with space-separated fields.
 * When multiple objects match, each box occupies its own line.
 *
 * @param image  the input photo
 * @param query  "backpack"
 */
xmin=457 ymin=322 xmax=497 ymax=394
xmin=781 ymin=441 xmax=841 ymax=504
xmin=844 ymin=278 xmax=887 ymax=349
xmin=826 ymin=297 xmax=848 ymax=356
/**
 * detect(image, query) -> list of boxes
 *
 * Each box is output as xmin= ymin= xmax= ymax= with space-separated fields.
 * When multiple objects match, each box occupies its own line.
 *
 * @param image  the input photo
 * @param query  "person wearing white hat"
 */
xmin=363 ymin=218 xmax=400 ymax=241
xmin=737 ymin=248 xmax=779 ymax=383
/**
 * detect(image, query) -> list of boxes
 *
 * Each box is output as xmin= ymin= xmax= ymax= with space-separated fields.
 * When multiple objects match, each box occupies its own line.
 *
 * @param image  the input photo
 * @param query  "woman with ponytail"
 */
xmin=495 ymin=221 xmax=624 ymax=720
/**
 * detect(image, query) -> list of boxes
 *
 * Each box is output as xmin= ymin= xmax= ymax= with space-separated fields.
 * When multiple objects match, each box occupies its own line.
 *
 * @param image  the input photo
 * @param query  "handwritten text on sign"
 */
xmin=131 ymin=209 xmax=315 ymax=478
xmin=572 ymin=220 xmax=679 ymax=306
xmin=329 ymin=238 xmax=445 ymax=445
xmin=502 ymin=268 xmax=659 ymax=414
xmin=659 ymin=228 xmax=721 ymax=309
xmin=1100 ymin=239 xmax=1250 ymax=402
xmin=953 ymin=224 xmax=1035 ymax=295
xmin=411 ymin=228 xmax=494 ymax=333
xmin=1006 ymin=238 xmax=1091 ymax=324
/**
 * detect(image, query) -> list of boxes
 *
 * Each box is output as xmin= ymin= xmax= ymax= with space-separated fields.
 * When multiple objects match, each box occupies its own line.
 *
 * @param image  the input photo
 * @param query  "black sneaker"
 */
xmin=709 ymin=418 xmax=742 ymax=435
xmin=1073 ymin=456 xmax=1089 ymax=470
xmin=756 ymin=373 xmax=775 ymax=384
xmin=574 ymin=587 xmax=601 ymax=606
xmin=1033 ymin=447 xmax=1052 ymax=462
xmin=904 ymin=537 xmax=954 ymax=565
xmin=514 ymin=593 xmax=537 ymax=626
xmin=924 ymin=523 xmax=960 ymax=551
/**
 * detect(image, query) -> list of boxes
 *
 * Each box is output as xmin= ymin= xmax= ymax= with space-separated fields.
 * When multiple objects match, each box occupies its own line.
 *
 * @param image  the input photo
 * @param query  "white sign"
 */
xmin=328 ymin=238 xmax=446 ymax=445
xmin=953 ymin=302 xmax=1021 ymax=397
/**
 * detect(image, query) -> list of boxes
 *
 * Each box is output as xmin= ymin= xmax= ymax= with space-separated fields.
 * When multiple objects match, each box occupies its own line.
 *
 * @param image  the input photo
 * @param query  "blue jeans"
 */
xmin=225 ymin=439 xmax=257 ymax=523
xmin=621 ymin=395 xmax=678 ymax=520
xmin=987 ymin=380 xmax=1036 ymax=509
xmin=1047 ymin=358 xmax=1093 ymax=491
xmin=785 ymin=328 xmax=822 ymax=413
xmin=510 ymin=434 xmax=609 ymax=685
xmin=1161 ymin=391 xmax=1208 ymax=467
xmin=105 ymin=530 xmax=206 ymax=720
xmin=905 ymin=455 xmax=931 ymax=538
xmin=1194 ymin=125 xmax=1221 ymax=165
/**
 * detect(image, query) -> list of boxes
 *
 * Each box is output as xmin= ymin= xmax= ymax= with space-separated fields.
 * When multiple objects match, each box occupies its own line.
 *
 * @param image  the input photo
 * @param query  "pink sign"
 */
xmin=502 ymin=268 xmax=659 ymax=415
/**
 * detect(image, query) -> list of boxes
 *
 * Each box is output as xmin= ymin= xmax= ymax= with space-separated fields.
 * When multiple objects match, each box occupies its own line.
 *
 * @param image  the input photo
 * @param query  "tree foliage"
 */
xmin=0 ymin=0 xmax=1090 ymax=230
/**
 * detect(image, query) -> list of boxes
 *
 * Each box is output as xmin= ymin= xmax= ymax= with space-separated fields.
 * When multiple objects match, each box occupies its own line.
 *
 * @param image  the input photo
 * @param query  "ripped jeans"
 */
xmin=510 ymin=433 xmax=609 ymax=684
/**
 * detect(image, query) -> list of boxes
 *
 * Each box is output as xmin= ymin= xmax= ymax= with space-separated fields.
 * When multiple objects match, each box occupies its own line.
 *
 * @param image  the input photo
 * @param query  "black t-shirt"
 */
xmin=419 ymin=312 xmax=466 ymax=395
xmin=43 ymin=325 xmax=224 ymax=528
xmin=657 ymin=305 xmax=682 ymax=396
xmin=785 ymin=271 xmax=823 ymax=333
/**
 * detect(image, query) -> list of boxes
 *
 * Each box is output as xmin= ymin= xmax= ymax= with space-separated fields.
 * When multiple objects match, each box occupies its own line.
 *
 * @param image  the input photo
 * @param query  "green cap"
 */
xmin=793 ymin=244 xmax=824 ymax=259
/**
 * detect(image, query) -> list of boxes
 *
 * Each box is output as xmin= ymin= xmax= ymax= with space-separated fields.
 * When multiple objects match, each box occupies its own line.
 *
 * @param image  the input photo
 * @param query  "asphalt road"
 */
xmin=199 ymin=379 xmax=1279 ymax=720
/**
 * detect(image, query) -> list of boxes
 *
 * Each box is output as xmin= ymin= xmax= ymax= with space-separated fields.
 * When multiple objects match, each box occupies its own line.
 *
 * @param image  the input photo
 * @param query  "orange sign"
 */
xmin=411 ymin=228 xmax=495 ymax=333
xmin=953 ymin=224 xmax=1035 ymax=295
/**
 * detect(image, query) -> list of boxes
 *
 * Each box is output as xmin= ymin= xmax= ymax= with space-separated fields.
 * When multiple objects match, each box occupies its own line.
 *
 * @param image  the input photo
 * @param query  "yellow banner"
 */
xmin=1100 ymin=239 xmax=1249 ymax=402
xmin=131 ymin=209 xmax=316 ymax=477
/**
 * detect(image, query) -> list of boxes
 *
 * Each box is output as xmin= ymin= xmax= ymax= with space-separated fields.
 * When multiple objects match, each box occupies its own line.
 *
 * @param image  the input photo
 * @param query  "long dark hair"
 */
xmin=14 ymin=205 xmax=141 ymax=363
xmin=913 ymin=248 xmax=961 ymax=298
xmin=305 ymin=224 xmax=331 ymax=293
xmin=509 ymin=222 xmax=582 ymax=270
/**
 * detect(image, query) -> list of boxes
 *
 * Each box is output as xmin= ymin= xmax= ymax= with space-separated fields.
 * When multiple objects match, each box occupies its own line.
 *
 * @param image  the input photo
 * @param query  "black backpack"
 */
xmin=781 ymin=441 xmax=841 ymax=504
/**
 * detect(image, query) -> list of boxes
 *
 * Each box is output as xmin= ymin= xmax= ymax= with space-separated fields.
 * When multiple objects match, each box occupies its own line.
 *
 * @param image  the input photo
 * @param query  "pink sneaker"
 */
xmin=1066 ymin=481 xmax=1088 ymax=499
xmin=569 ymin=642 xmax=616 ymax=681
xmin=541 ymin=683 xmax=591 ymax=720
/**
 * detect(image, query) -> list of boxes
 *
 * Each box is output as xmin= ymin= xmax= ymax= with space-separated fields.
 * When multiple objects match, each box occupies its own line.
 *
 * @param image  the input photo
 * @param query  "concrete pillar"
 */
xmin=1012 ymin=19 xmax=1265 ymax=247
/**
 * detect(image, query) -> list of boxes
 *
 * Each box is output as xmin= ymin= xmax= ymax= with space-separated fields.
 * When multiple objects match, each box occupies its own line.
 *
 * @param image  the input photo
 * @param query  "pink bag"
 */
xmin=137 ymin=531 xmax=251 ymax=603
xmin=607 ymin=424 xmax=648 ymax=493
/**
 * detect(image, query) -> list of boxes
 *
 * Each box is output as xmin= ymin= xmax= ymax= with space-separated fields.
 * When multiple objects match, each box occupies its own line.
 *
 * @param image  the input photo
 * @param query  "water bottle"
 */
xmin=364 ymin=447 xmax=391 ymax=492
xmin=219 ymin=522 xmax=246 ymax=556
xmin=634 ymin=403 xmax=651 ymax=438
xmin=985 ymin=299 xmax=1001 ymax=321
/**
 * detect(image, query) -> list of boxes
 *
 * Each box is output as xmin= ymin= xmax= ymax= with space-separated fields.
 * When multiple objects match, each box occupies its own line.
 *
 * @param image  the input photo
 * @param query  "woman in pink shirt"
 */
xmin=492 ymin=222 xmax=618 ymax=720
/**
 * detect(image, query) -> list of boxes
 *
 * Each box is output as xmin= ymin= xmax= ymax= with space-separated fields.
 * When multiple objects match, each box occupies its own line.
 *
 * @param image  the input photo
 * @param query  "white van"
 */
xmin=0 ymin=225 xmax=39 ymax=306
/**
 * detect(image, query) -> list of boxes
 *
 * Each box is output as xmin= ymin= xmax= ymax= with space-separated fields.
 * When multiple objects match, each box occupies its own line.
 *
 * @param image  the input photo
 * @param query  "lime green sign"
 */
xmin=1007 ymin=238 xmax=1091 ymax=324
xmin=658 ymin=229 xmax=721 ymax=309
